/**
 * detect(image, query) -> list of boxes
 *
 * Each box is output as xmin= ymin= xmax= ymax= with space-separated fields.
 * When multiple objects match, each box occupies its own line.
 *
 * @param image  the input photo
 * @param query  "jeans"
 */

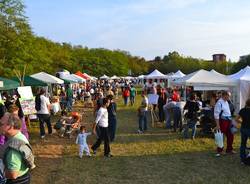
xmin=92 ymin=127 xmax=110 ymax=155
xmin=108 ymin=117 xmax=117 ymax=142
xmin=124 ymin=97 xmax=129 ymax=105
xmin=240 ymin=128 xmax=250 ymax=160
xmin=183 ymin=119 xmax=197 ymax=138
xmin=139 ymin=111 xmax=148 ymax=132
xmin=173 ymin=107 xmax=182 ymax=132
xmin=165 ymin=109 xmax=172 ymax=129
xmin=158 ymin=106 xmax=164 ymax=122
xmin=66 ymin=97 xmax=73 ymax=111
xmin=130 ymin=96 xmax=135 ymax=105
xmin=37 ymin=114 xmax=52 ymax=137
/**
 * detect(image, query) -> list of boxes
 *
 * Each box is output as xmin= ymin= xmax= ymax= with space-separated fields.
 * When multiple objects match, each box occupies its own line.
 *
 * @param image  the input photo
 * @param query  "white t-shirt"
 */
xmin=95 ymin=107 xmax=108 ymax=127
xmin=37 ymin=95 xmax=50 ymax=114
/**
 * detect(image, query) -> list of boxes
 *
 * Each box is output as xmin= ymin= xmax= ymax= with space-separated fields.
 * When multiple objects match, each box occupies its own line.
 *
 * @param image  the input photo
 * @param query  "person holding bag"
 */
xmin=214 ymin=91 xmax=235 ymax=157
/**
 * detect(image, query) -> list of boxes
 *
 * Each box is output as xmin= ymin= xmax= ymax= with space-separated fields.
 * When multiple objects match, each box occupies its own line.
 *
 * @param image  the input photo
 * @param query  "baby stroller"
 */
xmin=54 ymin=112 xmax=81 ymax=138
xmin=199 ymin=108 xmax=216 ymax=136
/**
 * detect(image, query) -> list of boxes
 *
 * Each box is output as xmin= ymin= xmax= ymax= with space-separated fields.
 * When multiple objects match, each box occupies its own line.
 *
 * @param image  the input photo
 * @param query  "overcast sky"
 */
xmin=24 ymin=0 xmax=250 ymax=61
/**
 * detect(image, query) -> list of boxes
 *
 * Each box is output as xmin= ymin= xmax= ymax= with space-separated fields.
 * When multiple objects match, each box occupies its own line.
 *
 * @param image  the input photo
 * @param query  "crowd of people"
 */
xmin=0 ymin=76 xmax=250 ymax=183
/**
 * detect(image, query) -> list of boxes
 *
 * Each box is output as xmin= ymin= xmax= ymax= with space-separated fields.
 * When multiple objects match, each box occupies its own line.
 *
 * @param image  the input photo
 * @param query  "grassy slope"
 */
xmin=31 ymin=96 xmax=250 ymax=184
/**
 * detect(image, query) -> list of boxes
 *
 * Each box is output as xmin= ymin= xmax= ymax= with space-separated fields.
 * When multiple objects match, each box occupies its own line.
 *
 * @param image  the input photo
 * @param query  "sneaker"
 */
xmin=215 ymin=153 xmax=221 ymax=157
xmin=215 ymin=152 xmax=226 ymax=157
xmin=137 ymin=130 xmax=143 ymax=134
xmin=41 ymin=135 xmax=45 ymax=139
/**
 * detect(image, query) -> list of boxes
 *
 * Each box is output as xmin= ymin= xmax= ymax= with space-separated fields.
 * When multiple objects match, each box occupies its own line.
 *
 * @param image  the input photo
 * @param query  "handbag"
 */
xmin=214 ymin=130 xmax=223 ymax=148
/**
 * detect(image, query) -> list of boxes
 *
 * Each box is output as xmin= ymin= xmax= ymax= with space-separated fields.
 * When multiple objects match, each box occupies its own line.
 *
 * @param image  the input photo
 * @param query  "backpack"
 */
xmin=3 ymin=138 xmax=36 ymax=170
xmin=35 ymin=95 xmax=41 ymax=111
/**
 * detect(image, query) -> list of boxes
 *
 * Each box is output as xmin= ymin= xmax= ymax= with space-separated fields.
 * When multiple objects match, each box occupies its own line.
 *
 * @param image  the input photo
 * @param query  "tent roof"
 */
xmin=123 ymin=76 xmax=134 ymax=80
xmin=145 ymin=69 xmax=167 ymax=79
xmin=110 ymin=75 xmax=120 ymax=80
xmin=137 ymin=75 xmax=144 ymax=79
xmin=173 ymin=69 xmax=236 ymax=87
xmin=59 ymin=74 xmax=79 ymax=83
xmin=75 ymin=71 xmax=89 ymax=80
xmin=62 ymin=79 xmax=76 ymax=84
xmin=0 ymin=77 xmax=19 ymax=90
xmin=229 ymin=66 xmax=250 ymax=81
xmin=70 ymin=74 xmax=86 ymax=82
xmin=210 ymin=69 xmax=225 ymax=76
xmin=169 ymin=70 xmax=185 ymax=78
xmin=12 ymin=76 xmax=48 ymax=86
xmin=30 ymin=72 xmax=64 ymax=84
xmin=100 ymin=75 xmax=109 ymax=79
xmin=83 ymin=73 xmax=92 ymax=80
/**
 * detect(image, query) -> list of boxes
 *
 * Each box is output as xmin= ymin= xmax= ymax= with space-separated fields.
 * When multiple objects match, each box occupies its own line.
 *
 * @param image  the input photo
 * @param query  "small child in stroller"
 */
xmin=54 ymin=111 xmax=81 ymax=138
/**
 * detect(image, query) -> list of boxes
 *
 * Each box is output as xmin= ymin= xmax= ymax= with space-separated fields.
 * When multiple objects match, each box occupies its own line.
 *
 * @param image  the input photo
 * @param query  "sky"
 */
xmin=24 ymin=0 xmax=250 ymax=61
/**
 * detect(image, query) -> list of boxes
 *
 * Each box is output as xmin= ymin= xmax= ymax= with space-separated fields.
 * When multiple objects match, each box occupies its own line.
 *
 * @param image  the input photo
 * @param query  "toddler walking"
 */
xmin=76 ymin=126 xmax=92 ymax=158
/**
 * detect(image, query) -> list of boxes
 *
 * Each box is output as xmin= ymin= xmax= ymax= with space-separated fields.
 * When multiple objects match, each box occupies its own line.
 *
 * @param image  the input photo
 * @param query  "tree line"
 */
xmin=0 ymin=0 xmax=249 ymax=78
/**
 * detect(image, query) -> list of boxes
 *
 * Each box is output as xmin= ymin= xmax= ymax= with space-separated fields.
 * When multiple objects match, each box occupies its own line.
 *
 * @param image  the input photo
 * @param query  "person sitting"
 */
xmin=54 ymin=111 xmax=81 ymax=138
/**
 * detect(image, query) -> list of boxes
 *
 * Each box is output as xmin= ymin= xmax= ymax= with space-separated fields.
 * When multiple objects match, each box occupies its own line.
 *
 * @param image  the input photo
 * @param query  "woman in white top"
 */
xmin=36 ymin=88 xmax=52 ymax=139
xmin=91 ymin=98 xmax=113 ymax=157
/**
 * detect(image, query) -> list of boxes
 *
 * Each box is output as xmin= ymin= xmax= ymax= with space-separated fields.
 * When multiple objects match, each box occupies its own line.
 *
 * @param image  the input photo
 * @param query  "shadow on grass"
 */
xmin=34 ymin=149 xmax=249 ymax=184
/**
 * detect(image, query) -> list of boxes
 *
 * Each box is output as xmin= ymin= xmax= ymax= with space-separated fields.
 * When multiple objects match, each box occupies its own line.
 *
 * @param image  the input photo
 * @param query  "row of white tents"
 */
xmin=28 ymin=67 xmax=250 ymax=112
xmin=143 ymin=67 xmax=250 ymax=113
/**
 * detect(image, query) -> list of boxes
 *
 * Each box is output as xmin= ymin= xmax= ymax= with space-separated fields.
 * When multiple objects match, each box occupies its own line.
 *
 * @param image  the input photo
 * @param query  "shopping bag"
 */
xmin=214 ymin=130 xmax=223 ymax=148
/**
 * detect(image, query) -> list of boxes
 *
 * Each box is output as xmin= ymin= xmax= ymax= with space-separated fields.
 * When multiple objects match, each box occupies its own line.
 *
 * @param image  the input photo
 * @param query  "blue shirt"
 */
xmin=75 ymin=132 xmax=91 ymax=146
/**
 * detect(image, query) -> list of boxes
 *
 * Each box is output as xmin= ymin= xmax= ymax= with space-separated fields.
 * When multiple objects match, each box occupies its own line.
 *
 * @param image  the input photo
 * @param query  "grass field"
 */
xmin=30 ymin=96 xmax=250 ymax=184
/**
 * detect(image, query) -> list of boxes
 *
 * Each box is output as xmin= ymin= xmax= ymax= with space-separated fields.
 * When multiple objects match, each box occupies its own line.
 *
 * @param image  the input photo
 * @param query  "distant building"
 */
xmin=239 ymin=54 xmax=250 ymax=61
xmin=212 ymin=54 xmax=226 ymax=62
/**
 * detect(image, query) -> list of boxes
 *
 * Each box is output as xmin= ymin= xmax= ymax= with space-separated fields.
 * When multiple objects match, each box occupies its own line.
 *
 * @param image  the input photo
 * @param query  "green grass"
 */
xmin=30 ymin=96 xmax=250 ymax=184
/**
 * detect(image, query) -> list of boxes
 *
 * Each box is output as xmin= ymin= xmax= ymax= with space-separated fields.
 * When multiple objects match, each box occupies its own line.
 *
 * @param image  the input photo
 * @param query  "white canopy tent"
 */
xmin=123 ymin=76 xmax=134 ymax=80
xmin=228 ymin=66 xmax=250 ymax=110
xmin=59 ymin=74 xmax=79 ymax=83
xmin=210 ymin=69 xmax=225 ymax=77
xmin=137 ymin=75 xmax=145 ymax=79
xmin=100 ymin=75 xmax=109 ymax=80
xmin=173 ymin=69 xmax=237 ymax=108
xmin=91 ymin=76 xmax=98 ymax=81
xmin=110 ymin=75 xmax=120 ymax=80
xmin=169 ymin=70 xmax=185 ymax=79
xmin=145 ymin=69 xmax=168 ymax=79
xmin=168 ymin=70 xmax=186 ymax=87
xmin=31 ymin=72 xmax=64 ymax=84
xmin=173 ymin=69 xmax=236 ymax=90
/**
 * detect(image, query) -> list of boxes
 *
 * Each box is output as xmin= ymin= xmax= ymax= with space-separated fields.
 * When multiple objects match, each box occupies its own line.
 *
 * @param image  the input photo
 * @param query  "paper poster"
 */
xmin=19 ymin=97 xmax=36 ymax=115
xmin=18 ymin=86 xmax=33 ymax=99
xmin=148 ymin=94 xmax=159 ymax=105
